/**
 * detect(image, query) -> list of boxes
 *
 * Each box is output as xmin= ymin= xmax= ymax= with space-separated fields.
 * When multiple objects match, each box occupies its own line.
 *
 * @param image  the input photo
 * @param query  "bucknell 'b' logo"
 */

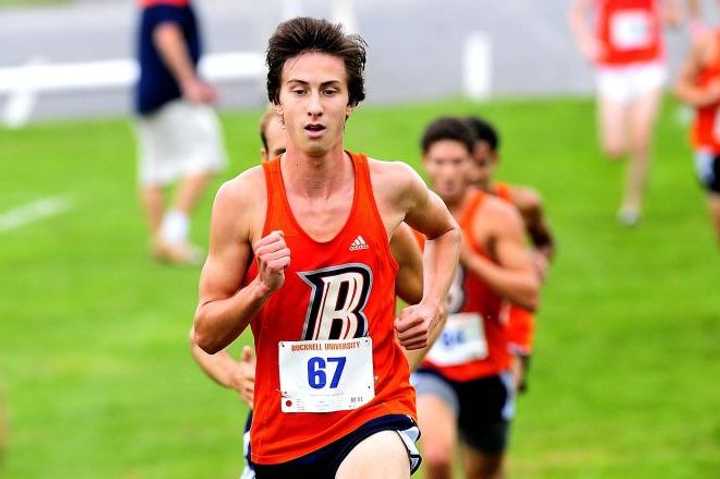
xmin=298 ymin=264 xmax=373 ymax=340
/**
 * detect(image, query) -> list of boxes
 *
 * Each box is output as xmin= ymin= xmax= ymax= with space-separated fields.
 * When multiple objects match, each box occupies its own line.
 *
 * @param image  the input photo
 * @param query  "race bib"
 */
xmin=611 ymin=10 xmax=651 ymax=50
xmin=425 ymin=312 xmax=487 ymax=367
xmin=278 ymin=338 xmax=374 ymax=413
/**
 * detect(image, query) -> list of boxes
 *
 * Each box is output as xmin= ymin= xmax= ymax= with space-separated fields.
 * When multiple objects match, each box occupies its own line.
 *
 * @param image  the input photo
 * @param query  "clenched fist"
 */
xmin=395 ymin=303 xmax=441 ymax=350
xmin=254 ymin=230 xmax=291 ymax=293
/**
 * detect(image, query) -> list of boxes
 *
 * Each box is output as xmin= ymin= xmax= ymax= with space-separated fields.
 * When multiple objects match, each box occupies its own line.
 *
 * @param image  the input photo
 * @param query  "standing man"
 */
xmin=192 ymin=17 xmax=460 ymax=479
xmin=675 ymin=23 xmax=720 ymax=243
xmin=134 ymin=0 xmax=226 ymax=264
xmin=569 ymin=0 xmax=680 ymax=225
xmin=463 ymin=116 xmax=556 ymax=392
xmin=413 ymin=117 xmax=539 ymax=479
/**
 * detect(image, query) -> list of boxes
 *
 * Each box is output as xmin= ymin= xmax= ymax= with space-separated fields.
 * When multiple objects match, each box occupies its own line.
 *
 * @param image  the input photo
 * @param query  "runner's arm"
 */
xmin=402 ymin=169 xmax=460 ymax=313
xmin=189 ymin=328 xmax=242 ymax=389
xmin=568 ymin=0 xmax=601 ymax=62
xmin=389 ymin=222 xmax=447 ymax=369
xmin=390 ymin=222 xmax=423 ymax=305
xmin=462 ymin=202 xmax=540 ymax=311
xmin=513 ymin=186 xmax=555 ymax=262
xmin=193 ymin=180 xmax=273 ymax=354
xmin=675 ymin=40 xmax=720 ymax=107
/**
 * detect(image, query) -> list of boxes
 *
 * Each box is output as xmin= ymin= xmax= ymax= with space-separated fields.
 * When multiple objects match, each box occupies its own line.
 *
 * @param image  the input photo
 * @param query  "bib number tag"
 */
xmin=611 ymin=11 xmax=651 ymax=50
xmin=278 ymin=338 xmax=374 ymax=413
xmin=425 ymin=313 xmax=487 ymax=366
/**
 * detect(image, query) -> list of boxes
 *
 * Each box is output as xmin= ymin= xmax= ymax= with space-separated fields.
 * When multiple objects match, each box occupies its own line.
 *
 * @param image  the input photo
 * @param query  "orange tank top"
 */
xmin=245 ymin=152 xmax=415 ymax=465
xmin=420 ymin=190 xmax=509 ymax=382
xmin=692 ymin=32 xmax=720 ymax=153
xmin=596 ymin=0 xmax=663 ymax=66
xmin=492 ymin=182 xmax=513 ymax=204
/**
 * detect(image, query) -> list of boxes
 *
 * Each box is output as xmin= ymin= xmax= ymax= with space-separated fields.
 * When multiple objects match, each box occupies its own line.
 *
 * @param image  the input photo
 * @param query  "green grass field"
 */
xmin=1 ymin=96 xmax=719 ymax=478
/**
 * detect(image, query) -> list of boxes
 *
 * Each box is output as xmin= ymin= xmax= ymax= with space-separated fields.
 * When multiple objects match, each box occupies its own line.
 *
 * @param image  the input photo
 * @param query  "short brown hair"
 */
xmin=266 ymin=17 xmax=368 ymax=107
xmin=421 ymin=117 xmax=476 ymax=155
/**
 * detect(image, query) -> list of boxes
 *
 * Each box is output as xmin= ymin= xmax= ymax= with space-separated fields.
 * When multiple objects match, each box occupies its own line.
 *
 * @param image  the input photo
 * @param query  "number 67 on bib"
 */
xmin=278 ymin=338 xmax=375 ymax=413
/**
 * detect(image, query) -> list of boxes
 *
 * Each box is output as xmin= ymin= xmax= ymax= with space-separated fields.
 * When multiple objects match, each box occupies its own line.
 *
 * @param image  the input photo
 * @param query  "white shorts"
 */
xmin=596 ymin=62 xmax=666 ymax=104
xmin=135 ymin=100 xmax=227 ymax=186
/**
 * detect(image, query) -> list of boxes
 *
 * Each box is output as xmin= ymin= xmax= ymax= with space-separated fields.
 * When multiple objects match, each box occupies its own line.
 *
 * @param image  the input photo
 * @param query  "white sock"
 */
xmin=161 ymin=210 xmax=189 ymax=245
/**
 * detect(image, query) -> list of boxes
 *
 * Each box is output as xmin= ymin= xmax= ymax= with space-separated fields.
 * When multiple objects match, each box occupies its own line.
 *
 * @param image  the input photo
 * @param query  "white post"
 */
xmin=332 ymin=0 xmax=357 ymax=34
xmin=463 ymin=31 xmax=492 ymax=100
xmin=2 ymin=57 xmax=43 ymax=129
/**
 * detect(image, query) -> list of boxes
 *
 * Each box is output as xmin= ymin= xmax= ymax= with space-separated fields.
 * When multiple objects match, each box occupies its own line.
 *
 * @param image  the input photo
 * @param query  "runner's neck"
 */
xmin=282 ymin=145 xmax=353 ymax=200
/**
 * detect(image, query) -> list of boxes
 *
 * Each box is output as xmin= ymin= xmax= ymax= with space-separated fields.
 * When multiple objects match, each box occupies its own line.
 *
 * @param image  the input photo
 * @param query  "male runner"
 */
xmin=463 ymin=116 xmax=556 ymax=392
xmin=192 ymin=17 xmax=460 ymax=479
xmin=675 ymin=24 xmax=720 ymax=243
xmin=190 ymin=106 xmax=440 ymax=478
xmin=412 ymin=117 xmax=539 ymax=479
xmin=569 ymin=0 xmax=680 ymax=225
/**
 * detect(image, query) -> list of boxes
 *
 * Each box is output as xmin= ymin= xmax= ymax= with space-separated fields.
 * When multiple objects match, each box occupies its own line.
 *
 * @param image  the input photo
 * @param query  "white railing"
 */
xmin=0 ymin=51 xmax=265 ymax=128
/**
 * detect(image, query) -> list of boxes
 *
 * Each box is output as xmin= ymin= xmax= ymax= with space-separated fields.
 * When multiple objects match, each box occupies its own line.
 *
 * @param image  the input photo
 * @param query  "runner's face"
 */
xmin=276 ymin=52 xmax=350 ymax=157
xmin=262 ymin=114 xmax=287 ymax=162
xmin=423 ymin=140 xmax=471 ymax=204
xmin=467 ymin=141 xmax=497 ymax=189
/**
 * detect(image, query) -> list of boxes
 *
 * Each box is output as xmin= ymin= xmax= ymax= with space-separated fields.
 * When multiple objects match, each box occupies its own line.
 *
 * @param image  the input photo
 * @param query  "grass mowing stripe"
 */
xmin=0 ymin=195 xmax=71 ymax=232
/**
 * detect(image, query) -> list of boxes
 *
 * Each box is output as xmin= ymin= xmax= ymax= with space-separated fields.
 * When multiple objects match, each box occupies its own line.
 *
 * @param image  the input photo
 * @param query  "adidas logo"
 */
xmin=349 ymin=235 xmax=369 ymax=251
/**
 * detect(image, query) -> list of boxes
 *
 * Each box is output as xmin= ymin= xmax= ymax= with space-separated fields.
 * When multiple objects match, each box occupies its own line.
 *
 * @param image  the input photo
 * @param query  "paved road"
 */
xmin=0 ymin=0 xmax=698 ymax=122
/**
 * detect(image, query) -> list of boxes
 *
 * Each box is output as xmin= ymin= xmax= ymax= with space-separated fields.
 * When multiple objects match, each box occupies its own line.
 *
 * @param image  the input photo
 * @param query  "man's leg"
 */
xmin=417 ymin=394 xmax=457 ymax=479
xmin=140 ymin=184 xmax=165 ymax=237
xmin=462 ymin=445 xmax=506 ymax=479
xmin=620 ymin=87 xmax=662 ymax=223
xmin=336 ymin=430 xmax=410 ymax=479
xmin=597 ymin=95 xmax=628 ymax=160
xmin=173 ymin=172 xmax=213 ymax=216
xmin=158 ymin=171 xmax=213 ymax=254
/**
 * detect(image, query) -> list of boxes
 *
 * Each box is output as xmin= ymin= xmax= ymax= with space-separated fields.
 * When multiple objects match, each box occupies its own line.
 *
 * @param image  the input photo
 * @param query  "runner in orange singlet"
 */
xmin=463 ymin=116 xmax=556 ymax=393
xmin=676 ymin=27 xmax=720 ymax=243
xmin=192 ymin=18 xmax=460 ymax=479
xmin=190 ymin=106 xmax=438 ymax=479
xmin=570 ymin=0 xmax=681 ymax=225
xmin=412 ymin=117 xmax=539 ymax=479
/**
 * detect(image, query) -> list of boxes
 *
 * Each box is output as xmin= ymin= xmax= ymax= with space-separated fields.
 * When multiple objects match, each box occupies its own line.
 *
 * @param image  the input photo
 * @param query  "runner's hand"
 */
xmin=254 ymin=230 xmax=290 ymax=293
xmin=395 ymin=303 xmax=439 ymax=350
xmin=230 ymin=346 xmax=256 ymax=406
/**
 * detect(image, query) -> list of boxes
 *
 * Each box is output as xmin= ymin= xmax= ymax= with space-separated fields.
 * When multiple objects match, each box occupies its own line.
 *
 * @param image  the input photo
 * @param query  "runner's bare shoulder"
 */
xmin=211 ymin=166 xmax=267 ymax=241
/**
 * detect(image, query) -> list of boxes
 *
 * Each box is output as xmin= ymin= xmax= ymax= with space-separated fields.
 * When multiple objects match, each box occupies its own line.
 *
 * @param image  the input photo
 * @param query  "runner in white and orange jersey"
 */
xmin=190 ymin=106 xmax=444 ymax=479
xmin=412 ymin=117 xmax=539 ymax=479
xmin=192 ymin=17 xmax=460 ymax=479
xmin=570 ymin=0 xmax=681 ymax=225
xmin=463 ymin=116 xmax=556 ymax=394
xmin=676 ymin=26 xmax=720 ymax=243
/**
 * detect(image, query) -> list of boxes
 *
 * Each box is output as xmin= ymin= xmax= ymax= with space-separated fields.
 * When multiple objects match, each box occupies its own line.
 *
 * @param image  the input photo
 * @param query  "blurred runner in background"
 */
xmin=569 ymin=0 xmax=681 ymax=225
xmin=463 ymin=116 xmax=556 ymax=394
xmin=675 ymin=19 xmax=720 ymax=243
xmin=413 ymin=117 xmax=539 ymax=479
